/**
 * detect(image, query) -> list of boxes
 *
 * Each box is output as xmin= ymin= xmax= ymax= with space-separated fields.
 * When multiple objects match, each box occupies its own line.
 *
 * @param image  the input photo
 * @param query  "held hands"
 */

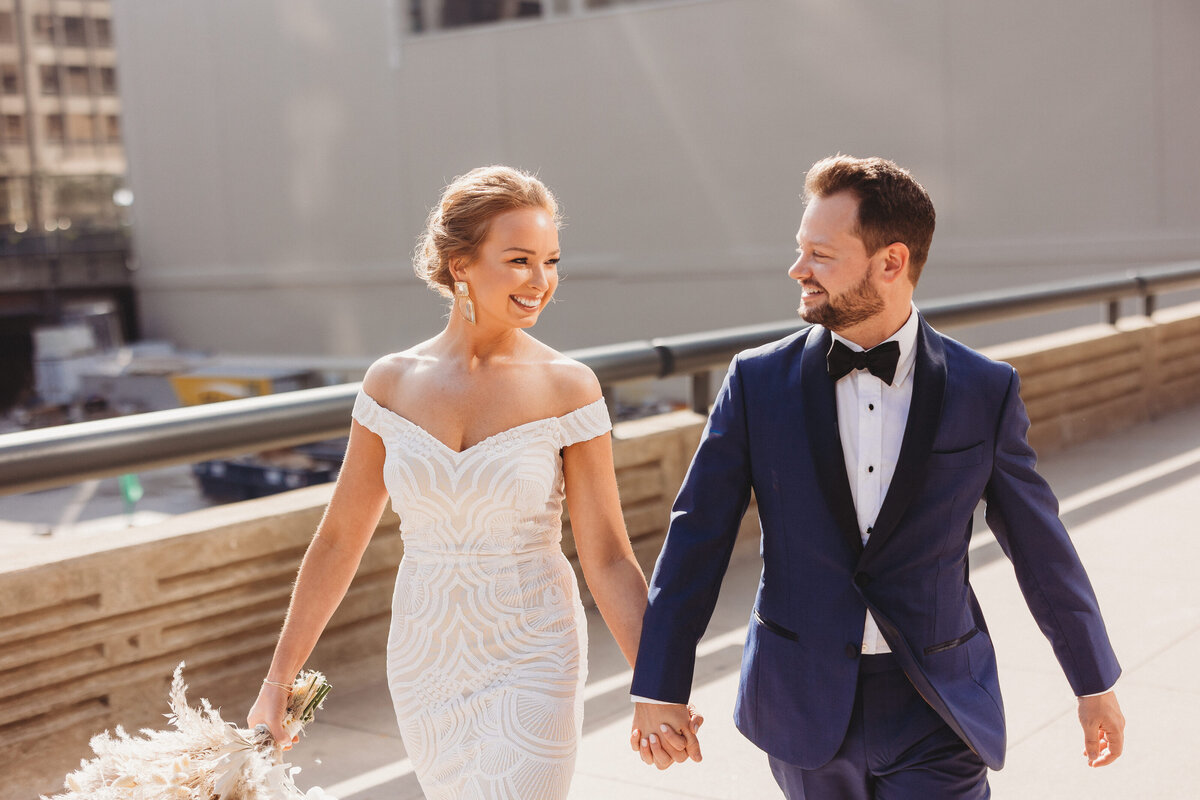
xmin=630 ymin=702 xmax=704 ymax=770
xmin=1078 ymin=690 xmax=1125 ymax=767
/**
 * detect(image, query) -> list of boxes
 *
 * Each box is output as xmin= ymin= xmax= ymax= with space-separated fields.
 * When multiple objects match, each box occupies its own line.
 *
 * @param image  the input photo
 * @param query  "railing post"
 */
xmin=1106 ymin=299 xmax=1120 ymax=325
xmin=691 ymin=371 xmax=711 ymax=415
xmin=1144 ymin=293 xmax=1156 ymax=318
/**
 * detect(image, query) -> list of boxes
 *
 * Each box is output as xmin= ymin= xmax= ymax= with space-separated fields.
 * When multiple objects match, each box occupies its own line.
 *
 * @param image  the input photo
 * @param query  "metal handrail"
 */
xmin=2 ymin=261 xmax=1199 ymax=496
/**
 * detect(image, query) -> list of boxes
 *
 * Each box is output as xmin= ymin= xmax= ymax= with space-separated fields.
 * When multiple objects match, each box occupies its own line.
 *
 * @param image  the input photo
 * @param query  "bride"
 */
xmin=248 ymin=166 xmax=700 ymax=798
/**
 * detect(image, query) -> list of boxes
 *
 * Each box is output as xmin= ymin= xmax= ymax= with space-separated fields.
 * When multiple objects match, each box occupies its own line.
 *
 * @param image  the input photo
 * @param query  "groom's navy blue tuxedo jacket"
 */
xmin=630 ymin=315 xmax=1120 ymax=771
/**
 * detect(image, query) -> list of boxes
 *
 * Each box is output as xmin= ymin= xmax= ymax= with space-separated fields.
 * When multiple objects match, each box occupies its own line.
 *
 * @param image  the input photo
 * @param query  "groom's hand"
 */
xmin=630 ymin=702 xmax=703 ymax=769
xmin=1078 ymin=690 xmax=1125 ymax=766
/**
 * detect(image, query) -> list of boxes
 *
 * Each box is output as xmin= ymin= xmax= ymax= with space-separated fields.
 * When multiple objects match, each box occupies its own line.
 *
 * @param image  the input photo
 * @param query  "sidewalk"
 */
xmin=290 ymin=403 xmax=1200 ymax=798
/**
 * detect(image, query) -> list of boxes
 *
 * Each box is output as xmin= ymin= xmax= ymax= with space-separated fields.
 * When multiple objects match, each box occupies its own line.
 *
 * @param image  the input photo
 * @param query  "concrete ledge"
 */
xmin=0 ymin=483 xmax=404 ymax=797
xmin=0 ymin=410 xmax=719 ymax=797
xmin=986 ymin=301 xmax=1200 ymax=454
xmin=4 ymin=304 xmax=1199 ymax=796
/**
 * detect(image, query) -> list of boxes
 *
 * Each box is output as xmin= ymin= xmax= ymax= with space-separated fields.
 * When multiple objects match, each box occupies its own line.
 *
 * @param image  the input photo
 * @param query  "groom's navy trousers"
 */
xmin=630 ymin=316 xmax=1120 ymax=794
xmin=768 ymin=653 xmax=987 ymax=799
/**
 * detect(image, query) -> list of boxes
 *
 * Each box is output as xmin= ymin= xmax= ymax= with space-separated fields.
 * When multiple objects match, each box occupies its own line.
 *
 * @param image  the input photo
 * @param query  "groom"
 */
xmin=628 ymin=155 xmax=1124 ymax=797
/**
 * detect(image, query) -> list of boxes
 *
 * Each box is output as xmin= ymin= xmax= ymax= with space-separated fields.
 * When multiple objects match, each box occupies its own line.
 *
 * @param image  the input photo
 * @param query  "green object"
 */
xmin=118 ymin=473 xmax=143 ymax=512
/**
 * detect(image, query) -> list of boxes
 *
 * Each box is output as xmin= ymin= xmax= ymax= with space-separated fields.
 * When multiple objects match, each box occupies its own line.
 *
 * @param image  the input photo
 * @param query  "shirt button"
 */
xmin=868 ymin=403 xmax=875 ymax=411
xmin=866 ymin=526 xmax=874 ymax=534
xmin=845 ymin=643 xmax=859 ymax=659
xmin=868 ymin=465 xmax=875 ymax=473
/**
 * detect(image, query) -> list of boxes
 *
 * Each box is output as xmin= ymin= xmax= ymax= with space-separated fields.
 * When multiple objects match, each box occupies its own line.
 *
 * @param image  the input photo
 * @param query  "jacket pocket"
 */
xmin=753 ymin=609 xmax=799 ymax=642
xmin=928 ymin=441 xmax=984 ymax=469
xmin=923 ymin=626 xmax=980 ymax=655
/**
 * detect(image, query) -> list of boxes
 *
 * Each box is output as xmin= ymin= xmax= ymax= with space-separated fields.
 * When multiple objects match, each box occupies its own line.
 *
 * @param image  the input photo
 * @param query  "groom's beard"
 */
xmin=797 ymin=268 xmax=884 ymax=332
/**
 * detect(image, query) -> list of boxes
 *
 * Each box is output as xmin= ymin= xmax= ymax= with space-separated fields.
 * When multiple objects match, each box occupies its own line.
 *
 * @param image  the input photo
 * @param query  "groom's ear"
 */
xmin=877 ymin=242 xmax=910 ymax=285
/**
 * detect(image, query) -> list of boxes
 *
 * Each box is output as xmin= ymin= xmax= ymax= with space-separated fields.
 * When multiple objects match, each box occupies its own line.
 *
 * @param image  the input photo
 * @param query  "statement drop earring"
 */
xmin=454 ymin=281 xmax=476 ymax=324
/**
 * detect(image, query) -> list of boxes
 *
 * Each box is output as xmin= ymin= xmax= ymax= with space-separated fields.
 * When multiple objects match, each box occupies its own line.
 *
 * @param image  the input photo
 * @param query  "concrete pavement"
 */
xmin=286 ymin=403 xmax=1200 ymax=799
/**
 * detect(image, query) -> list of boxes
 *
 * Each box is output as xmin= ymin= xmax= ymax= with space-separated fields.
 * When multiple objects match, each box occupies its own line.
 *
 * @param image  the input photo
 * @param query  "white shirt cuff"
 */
xmin=1079 ymin=679 xmax=1118 ymax=698
xmin=631 ymin=695 xmax=673 ymax=705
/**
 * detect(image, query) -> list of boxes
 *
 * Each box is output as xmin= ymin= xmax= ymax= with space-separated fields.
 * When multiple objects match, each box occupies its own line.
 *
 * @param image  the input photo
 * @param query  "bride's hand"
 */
xmin=631 ymin=702 xmax=703 ymax=769
xmin=247 ymin=683 xmax=295 ymax=750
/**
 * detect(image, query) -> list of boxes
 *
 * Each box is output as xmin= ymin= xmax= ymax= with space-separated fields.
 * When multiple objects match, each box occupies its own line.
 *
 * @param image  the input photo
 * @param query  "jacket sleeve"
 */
xmin=984 ymin=367 xmax=1121 ymax=696
xmin=630 ymin=355 xmax=754 ymax=703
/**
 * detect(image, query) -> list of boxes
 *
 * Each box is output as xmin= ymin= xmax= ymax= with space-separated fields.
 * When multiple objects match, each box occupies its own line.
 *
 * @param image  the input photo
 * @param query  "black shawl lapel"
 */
xmin=800 ymin=326 xmax=864 ymax=557
xmin=862 ymin=314 xmax=947 ymax=557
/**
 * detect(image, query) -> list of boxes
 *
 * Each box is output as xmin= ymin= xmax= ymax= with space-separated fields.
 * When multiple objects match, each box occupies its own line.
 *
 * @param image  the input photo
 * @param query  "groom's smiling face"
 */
xmin=788 ymin=191 xmax=886 ymax=332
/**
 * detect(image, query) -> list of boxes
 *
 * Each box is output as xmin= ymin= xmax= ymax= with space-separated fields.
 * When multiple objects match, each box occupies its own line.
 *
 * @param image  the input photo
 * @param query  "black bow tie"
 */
xmin=826 ymin=339 xmax=901 ymax=385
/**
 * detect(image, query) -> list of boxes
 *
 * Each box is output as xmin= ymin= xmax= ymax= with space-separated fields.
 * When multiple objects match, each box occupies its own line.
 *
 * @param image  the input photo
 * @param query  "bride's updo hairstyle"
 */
xmin=414 ymin=165 xmax=561 ymax=298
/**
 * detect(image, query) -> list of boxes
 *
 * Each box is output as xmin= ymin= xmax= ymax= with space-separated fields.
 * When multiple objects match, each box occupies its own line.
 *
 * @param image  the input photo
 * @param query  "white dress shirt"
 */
xmin=831 ymin=306 xmax=920 ymax=654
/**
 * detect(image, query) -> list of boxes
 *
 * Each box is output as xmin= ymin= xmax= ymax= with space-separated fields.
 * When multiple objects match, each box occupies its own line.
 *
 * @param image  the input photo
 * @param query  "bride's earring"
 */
xmin=454 ymin=281 xmax=476 ymax=325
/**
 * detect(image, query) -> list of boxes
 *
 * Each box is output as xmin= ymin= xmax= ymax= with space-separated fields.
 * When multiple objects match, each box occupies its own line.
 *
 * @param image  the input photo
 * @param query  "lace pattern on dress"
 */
xmin=347 ymin=386 xmax=605 ymax=800
xmin=557 ymin=397 xmax=611 ymax=448
xmin=353 ymin=388 xmax=610 ymax=451
xmin=351 ymin=388 xmax=399 ymax=439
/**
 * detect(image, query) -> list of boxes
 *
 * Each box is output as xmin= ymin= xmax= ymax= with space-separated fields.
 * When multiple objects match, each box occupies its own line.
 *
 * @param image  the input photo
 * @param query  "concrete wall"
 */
xmin=110 ymin=0 xmax=1200 ymax=357
xmin=0 ymin=406 xmax=714 ymax=798
xmin=5 ymin=304 xmax=1200 ymax=796
xmin=992 ymin=302 xmax=1200 ymax=454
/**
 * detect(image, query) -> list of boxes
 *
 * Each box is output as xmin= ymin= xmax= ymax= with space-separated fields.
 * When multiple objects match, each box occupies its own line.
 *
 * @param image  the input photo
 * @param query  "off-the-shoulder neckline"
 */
xmin=355 ymin=391 xmax=607 ymax=456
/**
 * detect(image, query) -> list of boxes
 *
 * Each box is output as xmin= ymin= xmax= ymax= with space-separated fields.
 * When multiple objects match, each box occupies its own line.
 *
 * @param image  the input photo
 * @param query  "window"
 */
xmin=0 ymin=12 xmax=15 ymax=44
xmin=92 ymin=18 xmax=113 ymax=47
xmin=406 ymin=0 xmax=671 ymax=34
xmin=66 ymin=113 xmax=95 ymax=143
xmin=425 ymin=0 xmax=542 ymax=32
xmin=63 ymin=17 xmax=87 ymax=47
xmin=4 ymin=114 xmax=24 ymax=143
xmin=44 ymin=113 xmax=65 ymax=143
xmin=0 ymin=177 xmax=11 ymax=224
xmin=2 ymin=64 xmax=20 ymax=95
xmin=582 ymin=0 xmax=653 ymax=7
xmin=39 ymin=65 xmax=61 ymax=95
xmin=66 ymin=65 xmax=90 ymax=95
xmin=32 ymin=14 xmax=56 ymax=45
xmin=103 ymin=114 xmax=119 ymax=143
xmin=0 ymin=176 xmax=36 ymax=229
xmin=99 ymin=66 xmax=117 ymax=95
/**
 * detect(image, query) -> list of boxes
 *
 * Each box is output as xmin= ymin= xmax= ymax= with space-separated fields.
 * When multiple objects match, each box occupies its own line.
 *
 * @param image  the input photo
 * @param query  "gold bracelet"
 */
xmin=263 ymin=678 xmax=293 ymax=691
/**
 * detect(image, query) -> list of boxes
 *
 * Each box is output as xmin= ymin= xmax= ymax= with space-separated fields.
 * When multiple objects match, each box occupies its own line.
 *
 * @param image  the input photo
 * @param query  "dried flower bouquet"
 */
xmin=44 ymin=663 xmax=336 ymax=800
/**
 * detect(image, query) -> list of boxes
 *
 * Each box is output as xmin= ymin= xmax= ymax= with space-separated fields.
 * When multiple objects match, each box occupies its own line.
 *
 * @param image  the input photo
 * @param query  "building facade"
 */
xmin=0 ymin=1 xmax=130 ymax=412
xmin=112 ymin=0 xmax=1200 ymax=358
xmin=0 ymin=0 xmax=125 ymax=235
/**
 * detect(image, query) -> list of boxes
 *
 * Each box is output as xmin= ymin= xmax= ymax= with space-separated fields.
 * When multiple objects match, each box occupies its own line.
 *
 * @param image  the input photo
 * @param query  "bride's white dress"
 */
xmin=351 ymin=389 xmax=612 ymax=800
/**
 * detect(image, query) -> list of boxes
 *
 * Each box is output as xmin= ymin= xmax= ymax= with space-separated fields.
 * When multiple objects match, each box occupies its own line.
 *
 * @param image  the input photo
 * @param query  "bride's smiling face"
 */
xmin=455 ymin=207 xmax=560 ymax=329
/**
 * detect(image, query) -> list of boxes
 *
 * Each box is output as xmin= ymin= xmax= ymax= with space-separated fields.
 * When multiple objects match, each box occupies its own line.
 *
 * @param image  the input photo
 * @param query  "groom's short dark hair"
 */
xmin=804 ymin=155 xmax=936 ymax=285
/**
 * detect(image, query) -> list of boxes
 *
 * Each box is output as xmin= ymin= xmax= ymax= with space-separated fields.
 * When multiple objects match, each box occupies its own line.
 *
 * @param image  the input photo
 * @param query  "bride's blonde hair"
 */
xmin=414 ymin=166 xmax=561 ymax=298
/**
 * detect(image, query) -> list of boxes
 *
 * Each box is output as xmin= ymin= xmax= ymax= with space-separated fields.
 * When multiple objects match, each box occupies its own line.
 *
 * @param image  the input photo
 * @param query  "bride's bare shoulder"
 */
xmin=531 ymin=343 xmax=603 ymax=413
xmin=362 ymin=341 xmax=439 ymax=405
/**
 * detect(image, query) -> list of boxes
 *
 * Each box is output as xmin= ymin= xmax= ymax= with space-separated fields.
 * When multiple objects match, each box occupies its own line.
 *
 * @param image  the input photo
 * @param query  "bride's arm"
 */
xmin=565 ymin=435 xmax=703 ymax=765
xmin=562 ymin=432 xmax=647 ymax=668
xmin=246 ymin=418 xmax=390 ymax=746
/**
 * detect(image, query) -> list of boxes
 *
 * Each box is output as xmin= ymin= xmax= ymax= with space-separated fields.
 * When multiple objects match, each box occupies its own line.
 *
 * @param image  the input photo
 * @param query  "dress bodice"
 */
xmin=351 ymin=389 xmax=612 ymax=558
